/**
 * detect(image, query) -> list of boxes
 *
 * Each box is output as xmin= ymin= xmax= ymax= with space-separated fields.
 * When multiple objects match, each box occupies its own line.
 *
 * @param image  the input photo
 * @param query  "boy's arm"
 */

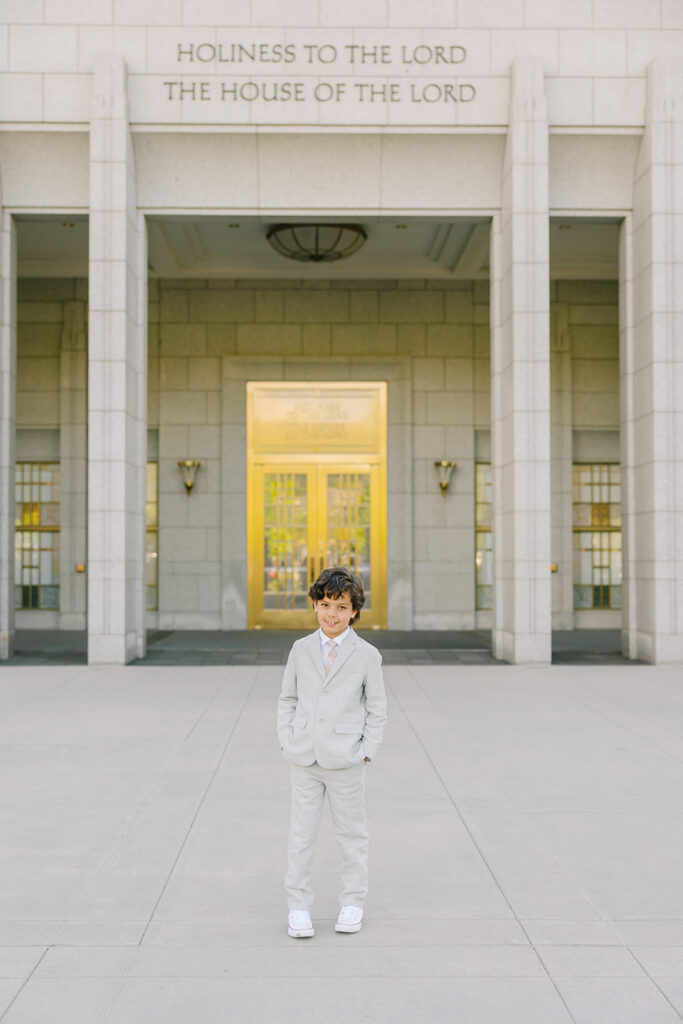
xmin=277 ymin=644 xmax=298 ymax=747
xmin=362 ymin=649 xmax=387 ymax=761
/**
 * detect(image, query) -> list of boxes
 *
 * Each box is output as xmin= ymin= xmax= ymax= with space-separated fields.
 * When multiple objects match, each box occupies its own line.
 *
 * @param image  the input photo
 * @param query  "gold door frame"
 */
xmin=247 ymin=382 xmax=387 ymax=630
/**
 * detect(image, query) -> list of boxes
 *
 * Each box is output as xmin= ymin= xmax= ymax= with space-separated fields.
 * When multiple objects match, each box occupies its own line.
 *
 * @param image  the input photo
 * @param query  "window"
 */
xmin=146 ymin=462 xmax=158 ymax=611
xmin=572 ymin=463 xmax=621 ymax=610
xmin=475 ymin=463 xmax=492 ymax=610
xmin=14 ymin=463 xmax=60 ymax=610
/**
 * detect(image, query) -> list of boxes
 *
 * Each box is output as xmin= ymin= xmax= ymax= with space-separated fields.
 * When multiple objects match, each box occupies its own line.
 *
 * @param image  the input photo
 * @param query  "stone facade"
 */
xmin=1 ymin=0 xmax=682 ymax=663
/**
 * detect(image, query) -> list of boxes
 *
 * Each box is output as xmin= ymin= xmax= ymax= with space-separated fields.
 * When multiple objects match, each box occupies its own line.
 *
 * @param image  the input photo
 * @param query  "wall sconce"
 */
xmin=178 ymin=459 xmax=201 ymax=493
xmin=434 ymin=460 xmax=456 ymax=495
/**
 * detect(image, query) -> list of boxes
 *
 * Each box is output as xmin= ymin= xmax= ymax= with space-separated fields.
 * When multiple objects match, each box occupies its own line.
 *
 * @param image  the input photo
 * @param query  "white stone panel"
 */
xmin=114 ymin=0 xmax=181 ymax=24
xmin=133 ymin=134 xmax=259 ymax=208
xmin=626 ymin=31 xmax=683 ymax=76
xmin=257 ymin=134 xmax=382 ymax=210
xmin=545 ymin=77 xmax=593 ymax=127
xmin=593 ymin=77 xmax=646 ymax=127
xmin=43 ymin=75 xmax=91 ymax=123
xmin=380 ymin=135 xmax=504 ymax=211
xmin=3 ymin=0 xmax=42 ymax=22
xmin=490 ymin=57 xmax=551 ymax=664
xmin=252 ymin=0 xmax=320 ymax=25
xmin=182 ymin=0 xmax=249 ymax=24
xmin=78 ymin=27 xmax=148 ymax=73
xmin=0 ymin=74 xmax=43 ymax=122
xmin=550 ymin=135 xmax=641 ymax=211
xmin=663 ymin=0 xmax=683 ymax=29
xmin=45 ymin=0 xmax=113 ymax=23
xmin=9 ymin=25 xmax=78 ymax=73
xmin=319 ymin=0 xmax=388 ymax=27
xmin=557 ymin=30 xmax=627 ymax=77
xmin=490 ymin=30 xmax=559 ymax=76
xmin=0 ymin=209 xmax=17 ymax=659
xmin=593 ymin=0 xmax=661 ymax=29
xmin=0 ymin=133 xmax=89 ymax=209
xmin=523 ymin=0 xmax=592 ymax=28
xmin=388 ymin=0 xmax=456 ymax=26
xmin=458 ymin=0 xmax=524 ymax=28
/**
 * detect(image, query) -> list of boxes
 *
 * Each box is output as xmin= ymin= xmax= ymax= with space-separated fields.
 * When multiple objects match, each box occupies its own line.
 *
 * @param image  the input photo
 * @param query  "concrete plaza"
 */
xmin=1 ymin=663 xmax=683 ymax=1023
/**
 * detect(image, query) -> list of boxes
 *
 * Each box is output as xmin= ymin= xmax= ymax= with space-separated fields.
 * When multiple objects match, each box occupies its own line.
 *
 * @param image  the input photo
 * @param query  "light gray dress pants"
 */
xmin=286 ymin=760 xmax=369 ymax=912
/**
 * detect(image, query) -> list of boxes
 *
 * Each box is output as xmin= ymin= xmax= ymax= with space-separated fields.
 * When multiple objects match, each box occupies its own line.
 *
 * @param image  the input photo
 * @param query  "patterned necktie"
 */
xmin=325 ymin=641 xmax=337 ymax=675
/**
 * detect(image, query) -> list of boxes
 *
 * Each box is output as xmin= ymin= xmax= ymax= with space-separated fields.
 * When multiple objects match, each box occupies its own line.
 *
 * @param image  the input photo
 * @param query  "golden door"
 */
xmin=246 ymin=382 xmax=387 ymax=630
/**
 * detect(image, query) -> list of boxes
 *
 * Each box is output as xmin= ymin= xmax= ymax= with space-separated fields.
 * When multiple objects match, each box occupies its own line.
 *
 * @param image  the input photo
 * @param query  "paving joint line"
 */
xmin=627 ymin=946 xmax=683 ymax=1022
xmin=389 ymin=668 xmax=581 ymax=1024
xmin=0 ymin=948 xmax=49 ymax=1022
xmin=135 ymin=666 xmax=262 ymax=947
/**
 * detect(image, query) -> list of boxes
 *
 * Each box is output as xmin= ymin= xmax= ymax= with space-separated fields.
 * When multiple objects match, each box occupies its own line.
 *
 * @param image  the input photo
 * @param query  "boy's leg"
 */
xmin=325 ymin=762 xmax=369 ymax=908
xmin=285 ymin=763 xmax=326 ymax=911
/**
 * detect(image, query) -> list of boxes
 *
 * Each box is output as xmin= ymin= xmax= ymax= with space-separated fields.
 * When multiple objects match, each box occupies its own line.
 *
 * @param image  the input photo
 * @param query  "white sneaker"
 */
xmin=288 ymin=909 xmax=314 ymax=938
xmin=335 ymin=905 xmax=363 ymax=933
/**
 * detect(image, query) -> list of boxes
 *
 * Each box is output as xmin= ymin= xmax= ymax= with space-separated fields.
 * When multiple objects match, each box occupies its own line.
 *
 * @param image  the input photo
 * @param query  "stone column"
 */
xmin=0 ymin=200 xmax=17 ymax=660
xmin=59 ymin=299 xmax=88 ymax=630
xmin=550 ymin=301 xmax=574 ymax=629
xmin=619 ymin=60 xmax=683 ymax=663
xmin=490 ymin=57 xmax=552 ymax=664
xmin=88 ymin=55 xmax=147 ymax=664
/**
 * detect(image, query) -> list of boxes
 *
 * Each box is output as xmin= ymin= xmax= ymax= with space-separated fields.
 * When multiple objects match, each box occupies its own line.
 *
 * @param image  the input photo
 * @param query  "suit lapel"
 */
xmin=306 ymin=632 xmax=326 ymax=681
xmin=325 ymin=631 xmax=358 ymax=684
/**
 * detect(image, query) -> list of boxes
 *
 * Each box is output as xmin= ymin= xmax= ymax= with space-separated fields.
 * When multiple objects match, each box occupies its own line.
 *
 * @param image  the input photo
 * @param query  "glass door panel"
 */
xmin=323 ymin=470 xmax=373 ymax=609
xmin=249 ymin=461 xmax=384 ymax=629
xmin=254 ymin=467 xmax=316 ymax=628
xmin=319 ymin=464 xmax=383 ymax=629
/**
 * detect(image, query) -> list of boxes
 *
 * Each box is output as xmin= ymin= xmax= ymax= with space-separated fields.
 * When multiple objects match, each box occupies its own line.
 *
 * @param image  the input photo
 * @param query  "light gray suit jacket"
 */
xmin=277 ymin=629 xmax=388 ymax=770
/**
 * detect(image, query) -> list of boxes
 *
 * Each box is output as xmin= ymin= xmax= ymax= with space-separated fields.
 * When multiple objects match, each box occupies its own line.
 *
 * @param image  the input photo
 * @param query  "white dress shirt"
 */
xmin=319 ymin=625 xmax=351 ymax=662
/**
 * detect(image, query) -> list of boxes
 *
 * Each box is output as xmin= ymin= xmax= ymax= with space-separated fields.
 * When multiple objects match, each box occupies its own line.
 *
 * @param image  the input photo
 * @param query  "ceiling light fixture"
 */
xmin=266 ymin=224 xmax=367 ymax=263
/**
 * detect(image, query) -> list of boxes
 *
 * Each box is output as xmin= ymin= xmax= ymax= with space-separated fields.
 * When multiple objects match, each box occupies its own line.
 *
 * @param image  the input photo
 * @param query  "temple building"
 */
xmin=1 ymin=1 xmax=682 ymax=664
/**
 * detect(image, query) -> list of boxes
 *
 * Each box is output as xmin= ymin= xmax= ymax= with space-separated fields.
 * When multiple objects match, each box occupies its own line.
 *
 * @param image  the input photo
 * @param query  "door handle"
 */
xmin=310 ymin=557 xmax=315 ymax=584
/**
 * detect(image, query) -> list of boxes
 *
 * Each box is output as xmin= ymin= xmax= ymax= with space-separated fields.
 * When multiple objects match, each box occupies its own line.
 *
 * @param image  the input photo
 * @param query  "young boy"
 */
xmin=277 ymin=566 xmax=387 ymax=938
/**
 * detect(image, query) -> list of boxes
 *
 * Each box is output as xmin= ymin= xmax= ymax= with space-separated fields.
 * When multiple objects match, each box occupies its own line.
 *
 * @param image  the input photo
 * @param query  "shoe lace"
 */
xmin=338 ymin=905 xmax=361 ymax=922
xmin=290 ymin=910 xmax=311 ymax=927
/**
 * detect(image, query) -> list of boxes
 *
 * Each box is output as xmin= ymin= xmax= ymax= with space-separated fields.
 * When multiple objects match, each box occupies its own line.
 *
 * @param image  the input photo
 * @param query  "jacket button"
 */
xmin=322 ymin=689 xmax=328 ymax=695
xmin=319 ymin=717 xmax=325 ymax=723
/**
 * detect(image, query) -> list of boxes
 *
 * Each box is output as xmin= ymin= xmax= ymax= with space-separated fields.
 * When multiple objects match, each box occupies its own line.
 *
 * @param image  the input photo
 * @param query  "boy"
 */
xmin=277 ymin=566 xmax=387 ymax=939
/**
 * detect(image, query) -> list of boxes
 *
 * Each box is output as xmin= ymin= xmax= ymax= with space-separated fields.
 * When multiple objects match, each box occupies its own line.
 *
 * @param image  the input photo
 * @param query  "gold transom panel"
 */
xmin=247 ymin=381 xmax=386 ymax=456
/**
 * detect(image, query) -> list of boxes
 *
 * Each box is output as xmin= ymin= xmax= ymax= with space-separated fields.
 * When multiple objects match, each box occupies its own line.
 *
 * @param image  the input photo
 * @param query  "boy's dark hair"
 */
xmin=309 ymin=566 xmax=365 ymax=622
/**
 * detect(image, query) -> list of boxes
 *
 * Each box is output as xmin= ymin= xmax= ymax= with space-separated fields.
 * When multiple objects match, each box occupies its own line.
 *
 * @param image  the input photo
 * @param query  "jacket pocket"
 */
xmin=334 ymin=722 xmax=363 ymax=734
xmin=292 ymin=715 xmax=308 ymax=728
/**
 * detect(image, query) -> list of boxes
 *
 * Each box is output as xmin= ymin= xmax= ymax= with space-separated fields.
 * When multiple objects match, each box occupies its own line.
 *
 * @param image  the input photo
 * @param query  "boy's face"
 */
xmin=313 ymin=590 xmax=356 ymax=639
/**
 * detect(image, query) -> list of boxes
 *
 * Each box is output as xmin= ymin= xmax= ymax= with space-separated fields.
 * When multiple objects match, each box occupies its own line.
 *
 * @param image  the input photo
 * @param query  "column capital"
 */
xmin=91 ymin=53 xmax=129 ymax=123
xmin=509 ymin=55 xmax=547 ymax=124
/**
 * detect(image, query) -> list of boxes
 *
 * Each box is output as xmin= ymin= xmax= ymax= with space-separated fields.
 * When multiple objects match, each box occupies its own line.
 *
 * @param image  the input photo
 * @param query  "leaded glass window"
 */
xmin=572 ymin=463 xmax=621 ymax=609
xmin=475 ymin=463 xmax=492 ymax=610
xmin=146 ymin=462 xmax=158 ymax=611
xmin=14 ymin=463 xmax=60 ymax=610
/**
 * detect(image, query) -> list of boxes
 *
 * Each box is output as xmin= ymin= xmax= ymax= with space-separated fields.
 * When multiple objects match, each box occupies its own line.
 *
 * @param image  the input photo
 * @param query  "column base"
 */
xmin=623 ymin=630 xmax=683 ymax=665
xmin=0 ymin=630 xmax=15 ymax=660
xmin=88 ymin=631 xmax=145 ymax=666
xmin=493 ymin=629 xmax=551 ymax=665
